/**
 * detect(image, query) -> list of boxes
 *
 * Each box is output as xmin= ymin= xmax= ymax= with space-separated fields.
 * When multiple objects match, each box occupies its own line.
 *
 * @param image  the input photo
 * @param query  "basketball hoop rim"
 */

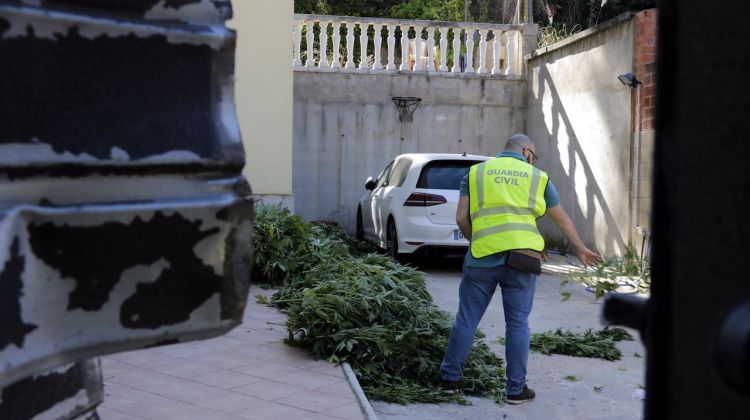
xmin=392 ymin=96 xmax=421 ymax=123
xmin=391 ymin=96 xmax=422 ymax=106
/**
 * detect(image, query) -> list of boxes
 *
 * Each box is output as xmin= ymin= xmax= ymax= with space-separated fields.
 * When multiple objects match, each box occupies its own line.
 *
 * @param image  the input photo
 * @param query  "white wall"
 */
xmin=527 ymin=15 xmax=636 ymax=255
xmin=293 ymin=71 xmax=526 ymax=231
xmin=228 ymin=0 xmax=294 ymax=207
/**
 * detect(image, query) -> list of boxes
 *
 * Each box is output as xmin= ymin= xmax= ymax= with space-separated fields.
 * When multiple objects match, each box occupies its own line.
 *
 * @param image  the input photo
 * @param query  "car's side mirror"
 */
xmin=364 ymin=177 xmax=376 ymax=190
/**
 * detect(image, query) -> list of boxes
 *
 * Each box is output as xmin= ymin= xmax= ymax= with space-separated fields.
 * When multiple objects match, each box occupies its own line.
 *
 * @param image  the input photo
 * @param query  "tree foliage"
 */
xmin=536 ymin=0 xmax=656 ymax=30
xmin=389 ymin=0 xmax=464 ymax=21
xmin=296 ymin=0 xmax=656 ymax=28
xmin=295 ymin=0 xmax=520 ymax=23
xmin=294 ymin=0 xmax=409 ymax=18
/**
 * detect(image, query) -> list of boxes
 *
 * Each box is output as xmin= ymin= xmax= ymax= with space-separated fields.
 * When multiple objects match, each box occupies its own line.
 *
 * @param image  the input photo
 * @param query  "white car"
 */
xmin=357 ymin=153 xmax=491 ymax=258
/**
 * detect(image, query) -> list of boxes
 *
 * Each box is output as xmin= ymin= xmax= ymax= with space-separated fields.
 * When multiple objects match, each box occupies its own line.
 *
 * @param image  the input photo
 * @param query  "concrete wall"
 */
xmin=228 ymin=1 xmax=294 ymax=208
xmin=526 ymin=14 xmax=636 ymax=255
xmin=293 ymin=71 xmax=526 ymax=231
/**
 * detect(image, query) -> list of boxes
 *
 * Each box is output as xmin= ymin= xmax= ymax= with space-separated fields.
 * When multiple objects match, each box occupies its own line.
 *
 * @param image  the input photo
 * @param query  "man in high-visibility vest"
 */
xmin=436 ymin=134 xmax=602 ymax=404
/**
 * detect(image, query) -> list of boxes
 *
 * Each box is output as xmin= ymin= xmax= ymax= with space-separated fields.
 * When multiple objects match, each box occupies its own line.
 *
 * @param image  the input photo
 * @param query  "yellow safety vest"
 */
xmin=468 ymin=157 xmax=548 ymax=258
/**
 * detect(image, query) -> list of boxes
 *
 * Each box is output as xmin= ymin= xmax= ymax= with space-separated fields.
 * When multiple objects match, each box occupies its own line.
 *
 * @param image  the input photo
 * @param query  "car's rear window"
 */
xmin=416 ymin=160 xmax=484 ymax=190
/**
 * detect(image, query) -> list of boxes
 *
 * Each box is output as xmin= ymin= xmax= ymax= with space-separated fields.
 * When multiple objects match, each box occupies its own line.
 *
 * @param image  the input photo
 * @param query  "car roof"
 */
xmin=395 ymin=153 xmax=491 ymax=163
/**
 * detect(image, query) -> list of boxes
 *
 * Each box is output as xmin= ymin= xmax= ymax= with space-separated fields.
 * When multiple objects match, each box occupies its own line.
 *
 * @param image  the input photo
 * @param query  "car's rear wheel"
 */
xmin=386 ymin=219 xmax=398 ymax=259
xmin=356 ymin=207 xmax=364 ymax=241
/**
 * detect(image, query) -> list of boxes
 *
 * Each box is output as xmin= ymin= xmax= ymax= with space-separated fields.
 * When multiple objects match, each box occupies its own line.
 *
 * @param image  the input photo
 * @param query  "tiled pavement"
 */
xmin=99 ymin=287 xmax=365 ymax=420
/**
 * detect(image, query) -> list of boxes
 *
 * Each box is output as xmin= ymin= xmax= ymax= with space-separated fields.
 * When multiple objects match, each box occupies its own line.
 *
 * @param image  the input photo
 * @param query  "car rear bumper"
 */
xmin=397 ymin=215 xmax=469 ymax=253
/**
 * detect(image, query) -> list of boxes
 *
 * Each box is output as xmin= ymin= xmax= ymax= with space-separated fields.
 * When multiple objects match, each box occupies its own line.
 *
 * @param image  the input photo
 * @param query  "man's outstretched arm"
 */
xmin=546 ymin=205 xmax=602 ymax=267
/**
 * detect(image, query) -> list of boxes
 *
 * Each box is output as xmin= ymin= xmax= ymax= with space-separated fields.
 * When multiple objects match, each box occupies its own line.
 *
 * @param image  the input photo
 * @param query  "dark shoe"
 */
xmin=506 ymin=385 xmax=535 ymax=404
xmin=433 ymin=374 xmax=461 ymax=394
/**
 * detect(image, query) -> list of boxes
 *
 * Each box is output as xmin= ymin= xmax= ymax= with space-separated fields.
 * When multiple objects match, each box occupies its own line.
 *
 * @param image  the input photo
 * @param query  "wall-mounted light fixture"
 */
xmin=618 ymin=72 xmax=641 ymax=88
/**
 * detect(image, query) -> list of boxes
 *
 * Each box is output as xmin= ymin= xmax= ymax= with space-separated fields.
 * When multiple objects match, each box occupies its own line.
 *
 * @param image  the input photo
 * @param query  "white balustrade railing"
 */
xmin=293 ymin=14 xmax=526 ymax=77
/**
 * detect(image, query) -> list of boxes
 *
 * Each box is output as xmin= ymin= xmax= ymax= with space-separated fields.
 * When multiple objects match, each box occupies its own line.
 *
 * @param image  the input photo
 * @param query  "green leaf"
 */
xmin=564 ymin=375 xmax=579 ymax=382
xmin=560 ymin=292 xmax=572 ymax=302
xmin=255 ymin=294 xmax=268 ymax=304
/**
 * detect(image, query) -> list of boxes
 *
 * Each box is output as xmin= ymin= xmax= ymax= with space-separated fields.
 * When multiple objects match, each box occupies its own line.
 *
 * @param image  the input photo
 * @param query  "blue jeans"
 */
xmin=439 ymin=265 xmax=536 ymax=395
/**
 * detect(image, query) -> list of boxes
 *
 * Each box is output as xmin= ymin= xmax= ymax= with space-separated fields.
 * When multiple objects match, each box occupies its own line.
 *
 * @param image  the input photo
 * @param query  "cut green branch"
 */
xmin=497 ymin=327 xmax=634 ymax=361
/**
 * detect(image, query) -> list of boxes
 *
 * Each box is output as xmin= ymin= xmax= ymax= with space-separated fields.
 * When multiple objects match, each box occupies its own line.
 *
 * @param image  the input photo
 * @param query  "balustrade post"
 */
xmin=426 ymin=26 xmax=435 ymax=72
xmin=491 ymin=30 xmax=501 ymax=75
xmin=451 ymin=28 xmax=461 ymax=73
xmin=478 ymin=29 xmax=488 ymax=74
xmin=345 ymin=22 xmax=355 ymax=69
xmin=413 ymin=25 xmax=423 ymax=71
xmin=319 ymin=22 xmax=329 ymax=67
xmin=374 ymin=24 xmax=383 ymax=70
xmin=293 ymin=20 xmax=302 ymax=67
xmin=305 ymin=20 xmax=315 ymax=67
xmin=332 ymin=21 xmax=341 ymax=68
xmin=439 ymin=28 xmax=448 ymax=72
xmin=505 ymin=31 xmax=515 ymax=75
xmin=400 ymin=24 xmax=409 ymax=71
xmin=358 ymin=23 xmax=368 ymax=70
xmin=465 ymin=28 xmax=475 ymax=73
xmin=386 ymin=24 xmax=396 ymax=70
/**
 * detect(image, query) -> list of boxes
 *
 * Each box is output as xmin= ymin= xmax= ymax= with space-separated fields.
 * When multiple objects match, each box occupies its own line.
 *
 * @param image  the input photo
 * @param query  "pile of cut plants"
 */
xmin=565 ymin=245 xmax=651 ymax=299
xmin=252 ymin=205 xmax=507 ymax=404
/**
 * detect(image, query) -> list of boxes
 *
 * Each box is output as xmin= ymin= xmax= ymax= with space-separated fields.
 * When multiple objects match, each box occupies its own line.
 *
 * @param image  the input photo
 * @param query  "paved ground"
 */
xmin=372 ymin=254 xmax=647 ymax=420
xmin=99 ymin=254 xmax=646 ymax=420
xmin=99 ymin=287 xmax=364 ymax=420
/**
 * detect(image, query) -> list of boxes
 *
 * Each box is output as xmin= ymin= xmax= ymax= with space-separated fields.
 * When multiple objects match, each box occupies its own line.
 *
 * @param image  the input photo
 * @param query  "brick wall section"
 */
xmin=635 ymin=9 xmax=657 ymax=130
xmin=634 ymin=9 xmax=657 ymax=235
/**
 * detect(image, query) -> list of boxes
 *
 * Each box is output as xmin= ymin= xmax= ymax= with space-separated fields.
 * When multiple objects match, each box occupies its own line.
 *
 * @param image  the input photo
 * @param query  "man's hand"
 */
xmin=547 ymin=205 xmax=602 ymax=267
xmin=575 ymin=246 xmax=603 ymax=267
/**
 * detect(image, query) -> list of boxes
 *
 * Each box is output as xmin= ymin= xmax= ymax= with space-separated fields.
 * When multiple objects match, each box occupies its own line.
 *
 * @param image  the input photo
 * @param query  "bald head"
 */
xmin=504 ymin=134 xmax=535 ymax=153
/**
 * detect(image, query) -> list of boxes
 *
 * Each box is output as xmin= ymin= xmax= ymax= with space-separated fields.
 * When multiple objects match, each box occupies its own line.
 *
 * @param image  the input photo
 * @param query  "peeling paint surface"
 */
xmin=0 ymin=0 xmax=251 ymax=416
xmin=0 ymin=237 xmax=37 ymax=351
xmin=39 ymin=0 xmax=232 ymax=23
xmin=0 ymin=198 xmax=252 ymax=389
xmin=28 ymin=212 xmax=222 ymax=313
xmin=0 ymin=3 xmax=241 ymax=171
xmin=0 ymin=6 xmax=230 ymax=47
xmin=0 ymin=359 xmax=102 ymax=419
xmin=145 ymin=0 xmax=220 ymax=23
xmin=0 ymin=143 xmax=99 ymax=165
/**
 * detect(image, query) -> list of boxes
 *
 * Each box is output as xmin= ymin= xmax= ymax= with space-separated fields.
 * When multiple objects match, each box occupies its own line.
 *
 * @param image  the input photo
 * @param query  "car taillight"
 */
xmin=403 ymin=192 xmax=447 ymax=206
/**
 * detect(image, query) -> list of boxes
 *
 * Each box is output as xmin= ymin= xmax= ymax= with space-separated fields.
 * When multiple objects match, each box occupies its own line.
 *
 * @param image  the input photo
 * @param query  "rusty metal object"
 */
xmin=0 ymin=0 xmax=251 ymax=417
